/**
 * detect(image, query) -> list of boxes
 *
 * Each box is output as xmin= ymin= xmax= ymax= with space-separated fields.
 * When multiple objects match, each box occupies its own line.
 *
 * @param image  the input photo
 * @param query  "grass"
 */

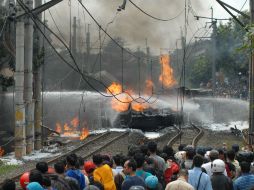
xmin=0 ymin=164 xmax=19 ymax=175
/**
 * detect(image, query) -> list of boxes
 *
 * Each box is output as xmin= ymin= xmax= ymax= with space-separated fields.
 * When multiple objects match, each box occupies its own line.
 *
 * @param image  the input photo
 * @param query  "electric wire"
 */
xmin=129 ymin=0 xmax=185 ymax=22
xmin=17 ymin=0 xmax=158 ymax=105
xmin=240 ymin=0 xmax=248 ymax=11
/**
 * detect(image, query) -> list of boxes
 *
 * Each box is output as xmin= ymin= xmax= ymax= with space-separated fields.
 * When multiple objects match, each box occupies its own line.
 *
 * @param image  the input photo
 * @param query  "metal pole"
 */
xmin=72 ymin=16 xmax=77 ymax=56
xmin=24 ymin=0 xmax=34 ymax=154
xmin=15 ymin=0 xmax=26 ymax=158
xmin=86 ymin=24 xmax=90 ymax=72
xmin=34 ymin=0 xmax=43 ymax=150
xmin=211 ymin=7 xmax=217 ymax=95
xmin=249 ymin=0 xmax=254 ymax=145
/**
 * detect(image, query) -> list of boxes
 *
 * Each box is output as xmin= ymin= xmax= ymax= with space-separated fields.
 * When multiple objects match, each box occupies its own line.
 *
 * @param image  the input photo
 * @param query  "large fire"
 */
xmin=107 ymin=82 xmax=149 ymax=112
xmin=159 ymin=54 xmax=177 ymax=88
xmin=55 ymin=117 xmax=89 ymax=140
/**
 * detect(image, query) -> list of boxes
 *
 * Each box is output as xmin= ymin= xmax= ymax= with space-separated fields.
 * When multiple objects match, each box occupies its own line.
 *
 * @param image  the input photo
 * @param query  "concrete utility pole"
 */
xmin=72 ymin=16 xmax=77 ymax=56
xmin=211 ymin=7 xmax=217 ymax=95
xmin=249 ymin=0 xmax=254 ymax=145
xmin=15 ymin=0 xmax=26 ymax=158
xmin=24 ymin=0 xmax=34 ymax=154
xmin=34 ymin=0 xmax=43 ymax=150
xmin=86 ymin=24 xmax=91 ymax=72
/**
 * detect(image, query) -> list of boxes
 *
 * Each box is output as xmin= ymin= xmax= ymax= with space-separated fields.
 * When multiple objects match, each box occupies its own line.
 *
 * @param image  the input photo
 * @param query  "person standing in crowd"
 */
xmin=93 ymin=154 xmax=116 ymax=190
xmin=211 ymin=159 xmax=233 ymax=190
xmin=165 ymin=169 xmax=194 ymax=190
xmin=233 ymin=161 xmax=254 ymax=190
xmin=202 ymin=149 xmax=227 ymax=177
xmin=121 ymin=159 xmax=146 ymax=190
xmin=227 ymin=150 xmax=240 ymax=178
xmin=145 ymin=175 xmax=162 ymax=190
xmin=134 ymin=152 xmax=152 ymax=180
xmin=188 ymin=155 xmax=213 ymax=190
xmin=66 ymin=154 xmax=86 ymax=190
xmin=51 ymin=161 xmax=73 ymax=190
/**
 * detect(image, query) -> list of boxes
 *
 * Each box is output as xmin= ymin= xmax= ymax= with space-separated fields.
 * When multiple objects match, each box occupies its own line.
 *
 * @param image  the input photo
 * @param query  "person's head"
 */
xmin=193 ymin=155 xmax=204 ymax=168
xmin=84 ymin=161 xmax=96 ymax=174
xmin=26 ymin=182 xmax=44 ymax=190
xmin=54 ymin=161 xmax=65 ymax=174
xmin=29 ymin=170 xmax=43 ymax=185
xmin=232 ymin=144 xmax=239 ymax=153
xmin=184 ymin=147 xmax=196 ymax=160
xmin=113 ymin=154 xmax=123 ymax=166
xmin=1 ymin=179 xmax=16 ymax=190
xmin=147 ymin=141 xmax=157 ymax=154
xmin=66 ymin=154 xmax=78 ymax=168
xmin=163 ymin=145 xmax=174 ymax=157
xmin=145 ymin=175 xmax=158 ymax=190
xmin=227 ymin=150 xmax=236 ymax=161
xmin=196 ymin=147 xmax=206 ymax=156
xmin=209 ymin=150 xmax=219 ymax=161
xmin=177 ymin=169 xmax=189 ymax=181
xmin=240 ymin=161 xmax=251 ymax=173
xmin=92 ymin=154 xmax=103 ymax=166
xmin=102 ymin=154 xmax=113 ymax=167
xmin=178 ymin=144 xmax=187 ymax=151
xmin=140 ymin=144 xmax=149 ymax=156
xmin=212 ymin=159 xmax=225 ymax=174
xmin=134 ymin=152 xmax=145 ymax=168
xmin=36 ymin=162 xmax=48 ymax=174
xmin=123 ymin=159 xmax=137 ymax=175
xmin=217 ymin=149 xmax=226 ymax=161
xmin=76 ymin=156 xmax=84 ymax=169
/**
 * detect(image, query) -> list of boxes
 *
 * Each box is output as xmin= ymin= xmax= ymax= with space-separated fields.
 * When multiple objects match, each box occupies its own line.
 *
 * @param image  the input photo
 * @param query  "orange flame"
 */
xmin=55 ymin=122 xmax=62 ymax=133
xmin=55 ymin=117 xmax=89 ymax=140
xmin=0 ymin=147 xmax=4 ymax=157
xmin=159 ymin=54 xmax=177 ymax=88
xmin=106 ymin=82 xmax=150 ymax=112
xmin=107 ymin=82 xmax=131 ymax=112
xmin=71 ymin=117 xmax=79 ymax=128
xmin=80 ymin=128 xmax=89 ymax=140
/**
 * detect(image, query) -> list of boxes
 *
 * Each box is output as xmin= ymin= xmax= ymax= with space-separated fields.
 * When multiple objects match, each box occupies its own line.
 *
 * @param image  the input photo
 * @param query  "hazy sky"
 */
xmin=45 ymin=0 xmax=250 ymax=55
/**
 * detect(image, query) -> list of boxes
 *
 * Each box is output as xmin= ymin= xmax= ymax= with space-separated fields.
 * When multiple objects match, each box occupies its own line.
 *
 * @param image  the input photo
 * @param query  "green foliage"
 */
xmin=189 ymin=56 xmax=211 ymax=87
xmin=0 ymin=164 xmax=19 ymax=175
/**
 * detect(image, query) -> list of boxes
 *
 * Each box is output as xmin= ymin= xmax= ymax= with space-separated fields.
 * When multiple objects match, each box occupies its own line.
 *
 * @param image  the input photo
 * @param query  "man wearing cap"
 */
xmin=165 ymin=169 xmax=194 ymax=190
xmin=201 ymin=149 xmax=227 ymax=177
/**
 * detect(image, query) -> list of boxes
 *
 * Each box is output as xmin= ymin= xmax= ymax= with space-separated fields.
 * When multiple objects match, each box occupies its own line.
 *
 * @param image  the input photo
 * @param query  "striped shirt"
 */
xmin=233 ymin=173 xmax=254 ymax=190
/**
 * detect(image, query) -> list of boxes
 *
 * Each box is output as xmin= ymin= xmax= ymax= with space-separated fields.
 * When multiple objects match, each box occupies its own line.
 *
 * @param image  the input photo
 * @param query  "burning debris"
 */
xmin=55 ymin=117 xmax=89 ymax=140
xmin=0 ymin=147 xmax=4 ymax=157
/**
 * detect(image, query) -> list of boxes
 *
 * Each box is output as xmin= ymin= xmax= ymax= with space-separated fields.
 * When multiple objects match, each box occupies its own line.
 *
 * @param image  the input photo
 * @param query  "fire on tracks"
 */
xmin=0 ymin=131 xmax=129 ymax=186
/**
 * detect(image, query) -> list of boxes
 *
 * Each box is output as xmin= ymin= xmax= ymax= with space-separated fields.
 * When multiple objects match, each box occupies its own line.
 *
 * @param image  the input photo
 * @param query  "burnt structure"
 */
xmin=114 ymin=105 xmax=182 ymax=131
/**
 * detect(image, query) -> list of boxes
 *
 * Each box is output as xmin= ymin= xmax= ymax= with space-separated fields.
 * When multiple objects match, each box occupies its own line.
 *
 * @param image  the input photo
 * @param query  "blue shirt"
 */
xmin=233 ymin=173 xmax=254 ymax=190
xmin=122 ymin=176 xmax=146 ymax=190
xmin=135 ymin=169 xmax=152 ymax=180
xmin=188 ymin=167 xmax=213 ymax=190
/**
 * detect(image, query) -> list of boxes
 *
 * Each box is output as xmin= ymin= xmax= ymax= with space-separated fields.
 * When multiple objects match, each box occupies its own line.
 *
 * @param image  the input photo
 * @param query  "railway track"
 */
xmin=167 ymin=123 xmax=204 ymax=148
xmin=0 ymin=131 xmax=129 ymax=186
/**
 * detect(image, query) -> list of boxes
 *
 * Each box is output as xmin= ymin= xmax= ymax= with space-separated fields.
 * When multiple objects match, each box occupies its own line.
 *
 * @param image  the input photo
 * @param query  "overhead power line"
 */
xmin=129 ymin=0 xmax=185 ymax=21
xmin=17 ymin=0 xmax=158 ymax=105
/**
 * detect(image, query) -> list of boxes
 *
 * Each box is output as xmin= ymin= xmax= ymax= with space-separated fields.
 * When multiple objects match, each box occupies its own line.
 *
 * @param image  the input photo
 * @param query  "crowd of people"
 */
xmin=1 ymin=141 xmax=254 ymax=190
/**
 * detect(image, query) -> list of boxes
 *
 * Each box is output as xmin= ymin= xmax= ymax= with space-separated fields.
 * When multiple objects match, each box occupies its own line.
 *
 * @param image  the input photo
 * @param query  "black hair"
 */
xmin=29 ymin=169 xmax=43 ymax=185
xmin=134 ymin=153 xmax=145 ymax=168
xmin=140 ymin=144 xmax=149 ymax=156
xmin=178 ymin=144 xmax=186 ymax=151
xmin=76 ymin=156 xmax=84 ymax=169
xmin=1 ymin=179 xmax=16 ymax=190
xmin=163 ymin=145 xmax=174 ymax=157
xmin=126 ymin=159 xmax=137 ymax=171
xmin=93 ymin=154 xmax=103 ymax=165
xmin=240 ymin=161 xmax=251 ymax=173
xmin=227 ymin=150 xmax=236 ymax=161
xmin=36 ymin=162 xmax=48 ymax=174
xmin=54 ymin=161 xmax=65 ymax=174
xmin=147 ymin=141 xmax=157 ymax=153
xmin=66 ymin=154 xmax=77 ymax=167
xmin=193 ymin=155 xmax=204 ymax=167
xmin=113 ymin=154 xmax=123 ymax=166
xmin=184 ymin=147 xmax=196 ymax=160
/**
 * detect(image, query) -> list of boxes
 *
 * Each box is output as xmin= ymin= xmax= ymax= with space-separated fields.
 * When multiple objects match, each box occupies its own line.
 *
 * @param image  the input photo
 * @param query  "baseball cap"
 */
xmin=26 ymin=182 xmax=44 ymax=190
xmin=84 ymin=161 xmax=96 ymax=173
xmin=145 ymin=175 xmax=158 ymax=189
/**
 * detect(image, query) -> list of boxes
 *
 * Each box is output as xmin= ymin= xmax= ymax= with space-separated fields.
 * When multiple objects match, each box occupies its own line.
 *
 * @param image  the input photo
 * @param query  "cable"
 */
xmin=240 ymin=0 xmax=247 ymax=11
xmin=0 ymin=16 xmax=8 ymax=39
xmin=129 ymin=0 xmax=184 ymax=22
xmin=17 ymin=0 xmax=157 ymax=105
